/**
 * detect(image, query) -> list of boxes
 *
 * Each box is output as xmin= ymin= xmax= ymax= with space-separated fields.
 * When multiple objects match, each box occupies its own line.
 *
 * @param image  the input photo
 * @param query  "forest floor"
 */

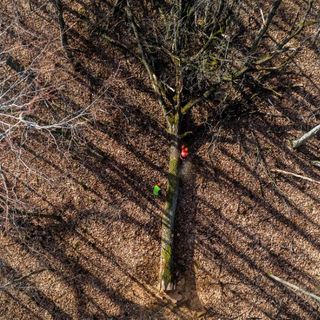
xmin=0 ymin=0 xmax=320 ymax=319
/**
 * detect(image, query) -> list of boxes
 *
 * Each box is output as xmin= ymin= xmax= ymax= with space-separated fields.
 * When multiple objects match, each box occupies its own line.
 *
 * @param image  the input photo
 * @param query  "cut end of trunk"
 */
xmin=291 ymin=140 xmax=299 ymax=149
xmin=159 ymin=279 xmax=175 ymax=292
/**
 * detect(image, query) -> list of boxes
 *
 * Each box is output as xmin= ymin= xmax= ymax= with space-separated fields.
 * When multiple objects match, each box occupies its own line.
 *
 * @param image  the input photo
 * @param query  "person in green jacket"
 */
xmin=153 ymin=183 xmax=161 ymax=197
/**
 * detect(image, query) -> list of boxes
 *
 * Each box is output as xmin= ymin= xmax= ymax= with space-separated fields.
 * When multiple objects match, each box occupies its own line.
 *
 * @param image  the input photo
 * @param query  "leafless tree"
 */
xmin=100 ymin=0 xmax=318 ymax=291
xmin=0 ymin=0 xmax=318 ymax=292
xmin=0 ymin=4 xmax=114 ymax=229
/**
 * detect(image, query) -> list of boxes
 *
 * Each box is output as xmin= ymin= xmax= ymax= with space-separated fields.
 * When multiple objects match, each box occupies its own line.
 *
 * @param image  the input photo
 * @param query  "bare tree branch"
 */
xmin=292 ymin=124 xmax=320 ymax=149
xmin=269 ymin=273 xmax=320 ymax=304
xmin=0 ymin=268 xmax=48 ymax=291
xmin=271 ymin=168 xmax=320 ymax=185
xmin=250 ymin=0 xmax=282 ymax=52
xmin=125 ymin=1 xmax=172 ymax=123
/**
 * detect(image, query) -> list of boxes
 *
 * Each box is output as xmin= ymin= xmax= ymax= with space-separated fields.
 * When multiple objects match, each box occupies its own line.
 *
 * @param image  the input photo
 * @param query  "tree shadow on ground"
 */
xmin=1 ymin=0 xmax=320 ymax=319
xmin=1 ymin=205 xmax=195 ymax=319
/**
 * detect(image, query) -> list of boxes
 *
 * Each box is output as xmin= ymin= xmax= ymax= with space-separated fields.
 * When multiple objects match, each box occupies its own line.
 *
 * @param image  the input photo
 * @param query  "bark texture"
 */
xmin=159 ymin=127 xmax=180 ymax=292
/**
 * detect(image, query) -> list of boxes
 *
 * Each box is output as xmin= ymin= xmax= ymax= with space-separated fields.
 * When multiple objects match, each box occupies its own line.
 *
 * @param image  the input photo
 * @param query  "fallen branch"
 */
xmin=271 ymin=168 xmax=320 ymax=185
xmin=311 ymin=160 xmax=320 ymax=168
xmin=291 ymin=124 xmax=320 ymax=149
xmin=269 ymin=273 xmax=320 ymax=304
xmin=0 ymin=165 xmax=9 ymax=228
xmin=251 ymin=0 xmax=282 ymax=52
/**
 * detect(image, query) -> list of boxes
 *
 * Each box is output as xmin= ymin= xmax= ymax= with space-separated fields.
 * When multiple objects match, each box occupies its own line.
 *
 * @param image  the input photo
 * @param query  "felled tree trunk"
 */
xmin=159 ymin=122 xmax=181 ymax=292
xmin=292 ymin=124 xmax=320 ymax=149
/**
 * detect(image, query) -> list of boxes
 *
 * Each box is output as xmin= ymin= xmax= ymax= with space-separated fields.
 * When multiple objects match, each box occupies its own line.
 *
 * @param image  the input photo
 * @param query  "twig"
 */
xmin=251 ymin=0 xmax=282 ymax=52
xmin=0 ymin=165 xmax=10 ymax=228
xmin=0 ymin=268 xmax=48 ymax=291
xmin=269 ymin=273 xmax=320 ymax=304
xmin=277 ymin=0 xmax=314 ymax=51
xmin=181 ymin=86 xmax=217 ymax=114
xmin=271 ymin=168 xmax=320 ymax=185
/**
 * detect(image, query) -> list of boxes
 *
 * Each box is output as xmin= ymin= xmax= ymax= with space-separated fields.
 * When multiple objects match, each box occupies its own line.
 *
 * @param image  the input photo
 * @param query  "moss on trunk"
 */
xmin=159 ymin=123 xmax=181 ymax=291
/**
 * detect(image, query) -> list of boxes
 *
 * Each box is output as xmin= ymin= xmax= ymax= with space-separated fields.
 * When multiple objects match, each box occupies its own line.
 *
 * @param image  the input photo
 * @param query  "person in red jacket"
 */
xmin=180 ymin=145 xmax=189 ymax=160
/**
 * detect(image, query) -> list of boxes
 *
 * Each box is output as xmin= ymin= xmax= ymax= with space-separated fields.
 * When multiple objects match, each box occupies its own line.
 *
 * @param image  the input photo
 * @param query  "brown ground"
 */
xmin=0 ymin=1 xmax=320 ymax=319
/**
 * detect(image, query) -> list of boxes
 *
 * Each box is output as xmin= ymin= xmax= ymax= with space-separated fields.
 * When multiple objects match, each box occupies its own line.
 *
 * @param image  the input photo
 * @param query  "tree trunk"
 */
xmin=292 ymin=124 xmax=320 ymax=149
xmin=159 ymin=124 xmax=181 ymax=292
